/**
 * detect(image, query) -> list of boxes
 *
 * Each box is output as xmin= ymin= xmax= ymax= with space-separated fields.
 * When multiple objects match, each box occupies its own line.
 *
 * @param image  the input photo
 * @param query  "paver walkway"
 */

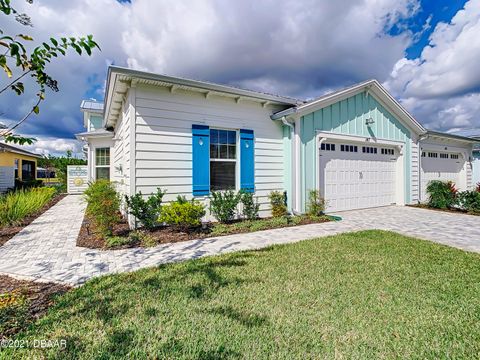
xmin=1 ymin=195 xmax=479 ymax=286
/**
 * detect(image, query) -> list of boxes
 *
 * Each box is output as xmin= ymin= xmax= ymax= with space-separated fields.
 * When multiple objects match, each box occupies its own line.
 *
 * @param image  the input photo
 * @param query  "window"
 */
xmin=450 ymin=154 xmax=459 ymax=159
xmin=14 ymin=159 xmax=19 ymax=178
xmin=340 ymin=144 xmax=358 ymax=153
xmin=320 ymin=143 xmax=336 ymax=151
xmin=362 ymin=146 xmax=377 ymax=154
xmin=428 ymin=152 xmax=438 ymax=158
xmin=421 ymin=152 xmax=426 ymax=157
xmin=381 ymin=148 xmax=394 ymax=155
xmin=21 ymin=160 xmax=36 ymax=181
xmin=210 ymin=129 xmax=237 ymax=190
xmin=440 ymin=153 xmax=449 ymax=159
xmin=95 ymin=147 xmax=110 ymax=180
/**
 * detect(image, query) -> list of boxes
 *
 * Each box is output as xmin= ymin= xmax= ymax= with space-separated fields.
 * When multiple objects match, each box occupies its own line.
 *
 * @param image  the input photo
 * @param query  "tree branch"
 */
xmin=0 ymin=95 xmax=41 ymax=136
xmin=0 ymin=69 xmax=31 ymax=95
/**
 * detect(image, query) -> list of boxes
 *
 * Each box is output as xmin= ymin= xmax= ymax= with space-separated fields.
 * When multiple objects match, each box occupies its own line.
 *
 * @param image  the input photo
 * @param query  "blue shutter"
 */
xmin=240 ymin=129 xmax=254 ymax=193
xmin=192 ymin=125 xmax=210 ymax=196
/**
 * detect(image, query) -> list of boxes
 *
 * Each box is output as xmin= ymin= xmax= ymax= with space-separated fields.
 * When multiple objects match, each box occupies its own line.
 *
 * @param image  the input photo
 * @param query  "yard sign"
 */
xmin=67 ymin=165 xmax=88 ymax=194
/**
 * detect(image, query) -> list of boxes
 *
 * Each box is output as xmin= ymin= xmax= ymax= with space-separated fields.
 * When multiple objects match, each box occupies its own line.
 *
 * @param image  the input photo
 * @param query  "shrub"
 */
xmin=125 ymin=188 xmax=166 ymax=229
xmin=14 ymin=179 xmax=44 ymax=190
xmin=476 ymin=183 xmax=480 ymax=193
xmin=307 ymin=190 xmax=326 ymax=216
xmin=240 ymin=191 xmax=260 ymax=220
xmin=0 ymin=187 xmax=56 ymax=227
xmin=269 ymin=191 xmax=287 ymax=217
xmin=426 ymin=180 xmax=457 ymax=209
xmin=457 ymin=190 xmax=480 ymax=214
xmin=105 ymin=236 xmax=134 ymax=249
xmin=84 ymin=180 xmax=121 ymax=237
xmin=159 ymin=198 xmax=206 ymax=231
xmin=210 ymin=190 xmax=241 ymax=223
xmin=129 ymin=230 xmax=157 ymax=247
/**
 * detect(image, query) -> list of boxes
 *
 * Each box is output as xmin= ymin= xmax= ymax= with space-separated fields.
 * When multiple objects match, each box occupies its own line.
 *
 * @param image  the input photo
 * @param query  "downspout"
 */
xmin=281 ymin=116 xmax=301 ymax=215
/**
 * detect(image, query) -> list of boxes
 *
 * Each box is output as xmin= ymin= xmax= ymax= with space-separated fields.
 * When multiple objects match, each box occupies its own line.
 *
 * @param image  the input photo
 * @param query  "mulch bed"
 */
xmin=0 ymin=193 xmax=67 ymax=247
xmin=0 ymin=275 xmax=71 ymax=340
xmin=77 ymin=213 xmax=331 ymax=250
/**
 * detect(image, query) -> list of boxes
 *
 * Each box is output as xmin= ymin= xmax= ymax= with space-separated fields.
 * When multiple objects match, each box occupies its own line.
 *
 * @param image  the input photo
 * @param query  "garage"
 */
xmin=420 ymin=150 xmax=465 ymax=201
xmin=319 ymin=141 xmax=401 ymax=212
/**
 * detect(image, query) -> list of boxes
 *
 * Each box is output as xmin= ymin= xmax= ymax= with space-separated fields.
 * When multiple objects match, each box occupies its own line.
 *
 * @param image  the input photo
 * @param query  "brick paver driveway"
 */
xmin=0 ymin=195 xmax=479 ymax=286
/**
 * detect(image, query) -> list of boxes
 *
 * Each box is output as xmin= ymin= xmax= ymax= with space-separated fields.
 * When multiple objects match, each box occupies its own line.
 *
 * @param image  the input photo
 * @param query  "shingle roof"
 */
xmin=0 ymin=142 xmax=41 ymax=158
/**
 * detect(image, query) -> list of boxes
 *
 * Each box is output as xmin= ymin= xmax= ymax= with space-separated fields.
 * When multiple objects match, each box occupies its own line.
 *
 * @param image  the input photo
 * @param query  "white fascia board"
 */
xmin=316 ymin=130 xmax=405 ymax=147
xmin=273 ymin=80 xmax=426 ymax=137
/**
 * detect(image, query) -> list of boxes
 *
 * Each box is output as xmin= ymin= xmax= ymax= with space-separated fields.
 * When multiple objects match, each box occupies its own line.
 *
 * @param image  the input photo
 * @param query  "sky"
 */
xmin=0 ymin=0 xmax=479 ymax=156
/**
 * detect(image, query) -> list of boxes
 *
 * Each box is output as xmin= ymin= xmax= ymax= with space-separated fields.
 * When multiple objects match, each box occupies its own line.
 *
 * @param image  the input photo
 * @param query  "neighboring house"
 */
xmin=76 ymin=66 xmax=478 ymax=219
xmin=0 ymin=142 xmax=41 ymax=191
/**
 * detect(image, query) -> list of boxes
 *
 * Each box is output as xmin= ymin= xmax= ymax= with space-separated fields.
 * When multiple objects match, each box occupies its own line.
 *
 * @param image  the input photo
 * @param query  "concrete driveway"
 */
xmin=0 ymin=195 xmax=479 ymax=286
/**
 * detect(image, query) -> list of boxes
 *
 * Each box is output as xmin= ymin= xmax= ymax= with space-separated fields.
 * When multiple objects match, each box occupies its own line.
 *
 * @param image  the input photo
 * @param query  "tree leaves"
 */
xmin=3 ymin=134 xmax=36 ymax=145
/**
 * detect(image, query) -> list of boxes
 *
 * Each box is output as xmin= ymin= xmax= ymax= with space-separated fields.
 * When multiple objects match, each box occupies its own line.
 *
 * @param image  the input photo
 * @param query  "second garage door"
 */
xmin=319 ymin=142 xmax=399 ymax=212
xmin=420 ymin=151 xmax=464 ymax=201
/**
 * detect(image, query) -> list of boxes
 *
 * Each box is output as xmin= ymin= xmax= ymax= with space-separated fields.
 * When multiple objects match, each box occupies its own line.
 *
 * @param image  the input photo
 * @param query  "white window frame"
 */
xmin=95 ymin=147 xmax=110 ymax=180
xmin=209 ymin=127 xmax=239 ymax=191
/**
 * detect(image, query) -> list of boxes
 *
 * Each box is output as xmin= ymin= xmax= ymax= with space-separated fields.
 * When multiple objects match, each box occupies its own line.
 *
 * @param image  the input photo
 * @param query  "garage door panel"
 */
xmin=420 ymin=153 xmax=464 ymax=201
xmin=320 ymin=144 xmax=398 ymax=212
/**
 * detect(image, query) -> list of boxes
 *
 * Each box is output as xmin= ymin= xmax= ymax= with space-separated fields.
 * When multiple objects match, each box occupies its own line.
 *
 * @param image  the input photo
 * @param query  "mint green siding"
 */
xmin=299 ymin=92 xmax=411 ymax=212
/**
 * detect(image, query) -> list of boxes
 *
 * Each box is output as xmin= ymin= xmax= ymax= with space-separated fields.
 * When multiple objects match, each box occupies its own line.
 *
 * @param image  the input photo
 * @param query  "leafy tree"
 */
xmin=0 ymin=0 xmax=100 ymax=144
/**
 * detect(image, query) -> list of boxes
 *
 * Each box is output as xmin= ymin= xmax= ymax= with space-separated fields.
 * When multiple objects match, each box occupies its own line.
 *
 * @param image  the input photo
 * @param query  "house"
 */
xmin=0 ymin=142 xmax=41 ymax=191
xmin=76 ymin=66 xmax=478 ymax=219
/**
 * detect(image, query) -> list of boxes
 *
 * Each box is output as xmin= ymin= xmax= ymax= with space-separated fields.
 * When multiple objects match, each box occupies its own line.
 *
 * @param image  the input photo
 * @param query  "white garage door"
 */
xmin=319 ymin=142 xmax=398 ymax=212
xmin=420 ymin=151 xmax=464 ymax=201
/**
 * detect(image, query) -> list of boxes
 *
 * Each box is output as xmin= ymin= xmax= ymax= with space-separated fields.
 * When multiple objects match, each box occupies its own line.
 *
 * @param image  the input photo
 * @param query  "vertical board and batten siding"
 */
xmin=300 ymin=91 xmax=412 ymax=212
xmin=410 ymin=139 xmax=420 ymax=202
xmin=133 ymin=84 xmax=288 ymax=216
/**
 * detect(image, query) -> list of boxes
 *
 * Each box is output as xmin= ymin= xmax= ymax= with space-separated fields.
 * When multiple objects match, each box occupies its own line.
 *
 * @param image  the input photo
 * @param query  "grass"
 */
xmin=2 ymin=230 xmax=480 ymax=359
xmin=0 ymin=187 xmax=56 ymax=227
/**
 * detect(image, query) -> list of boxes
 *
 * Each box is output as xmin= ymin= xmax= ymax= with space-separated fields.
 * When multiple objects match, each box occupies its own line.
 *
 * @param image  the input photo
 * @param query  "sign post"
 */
xmin=67 ymin=165 xmax=88 ymax=194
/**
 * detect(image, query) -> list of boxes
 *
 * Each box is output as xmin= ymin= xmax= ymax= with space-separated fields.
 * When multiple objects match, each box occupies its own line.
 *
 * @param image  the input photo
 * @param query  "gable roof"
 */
xmin=271 ymin=79 xmax=426 ymax=135
xmin=104 ymin=66 xmax=303 ymax=127
xmin=0 ymin=142 xmax=41 ymax=158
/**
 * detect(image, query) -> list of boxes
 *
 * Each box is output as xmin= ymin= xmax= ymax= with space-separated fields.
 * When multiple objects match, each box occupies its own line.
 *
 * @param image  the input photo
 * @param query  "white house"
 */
xmin=76 ymin=66 xmax=478 ymax=219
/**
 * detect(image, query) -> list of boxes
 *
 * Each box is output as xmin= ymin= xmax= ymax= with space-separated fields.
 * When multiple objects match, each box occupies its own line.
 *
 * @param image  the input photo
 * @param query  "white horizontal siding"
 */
xmin=134 ymin=84 xmax=289 ymax=217
xmin=410 ymin=139 xmax=419 ymax=203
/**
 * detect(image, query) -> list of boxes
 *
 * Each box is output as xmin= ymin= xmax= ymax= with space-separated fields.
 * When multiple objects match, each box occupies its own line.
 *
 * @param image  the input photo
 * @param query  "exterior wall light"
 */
xmin=365 ymin=118 xmax=375 ymax=126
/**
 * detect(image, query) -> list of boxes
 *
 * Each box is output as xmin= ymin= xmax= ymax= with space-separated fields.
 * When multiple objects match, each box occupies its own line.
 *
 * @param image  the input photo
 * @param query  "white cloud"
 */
xmin=24 ymin=137 xmax=84 ymax=157
xmin=383 ymin=0 xmax=480 ymax=131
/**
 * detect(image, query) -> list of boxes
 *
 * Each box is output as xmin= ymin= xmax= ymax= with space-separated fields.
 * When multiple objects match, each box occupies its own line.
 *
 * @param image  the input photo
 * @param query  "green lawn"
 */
xmin=2 ymin=230 xmax=480 ymax=359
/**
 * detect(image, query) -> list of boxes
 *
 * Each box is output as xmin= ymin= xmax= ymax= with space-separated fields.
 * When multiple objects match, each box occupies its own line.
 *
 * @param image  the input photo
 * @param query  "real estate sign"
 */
xmin=67 ymin=165 xmax=88 ymax=194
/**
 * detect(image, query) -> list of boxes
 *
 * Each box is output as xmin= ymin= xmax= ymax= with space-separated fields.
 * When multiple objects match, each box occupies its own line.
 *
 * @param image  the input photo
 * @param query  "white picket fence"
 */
xmin=0 ymin=166 xmax=14 ymax=193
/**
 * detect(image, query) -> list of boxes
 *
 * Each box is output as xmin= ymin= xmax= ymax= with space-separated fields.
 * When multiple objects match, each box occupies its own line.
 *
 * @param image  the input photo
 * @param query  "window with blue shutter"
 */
xmin=240 ymin=129 xmax=254 ymax=193
xmin=192 ymin=125 xmax=210 ymax=196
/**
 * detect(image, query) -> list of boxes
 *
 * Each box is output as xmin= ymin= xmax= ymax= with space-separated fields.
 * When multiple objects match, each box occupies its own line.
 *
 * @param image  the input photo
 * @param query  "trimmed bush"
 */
xmin=0 ymin=187 xmax=56 ymax=227
xmin=269 ymin=190 xmax=287 ymax=217
xmin=159 ymin=197 xmax=205 ymax=231
xmin=210 ymin=190 xmax=241 ymax=223
xmin=240 ymin=191 xmax=260 ymax=220
xmin=307 ymin=190 xmax=326 ymax=217
xmin=426 ymin=180 xmax=457 ymax=209
xmin=125 ymin=188 xmax=165 ymax=229
xmin=84 ymin=180 xmax=121 ymax=237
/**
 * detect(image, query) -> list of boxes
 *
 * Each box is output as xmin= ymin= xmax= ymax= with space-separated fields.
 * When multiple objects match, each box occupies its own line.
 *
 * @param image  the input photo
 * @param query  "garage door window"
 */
xmin=451 ymin=154 xmax=459 ymax=159
xmin=320 ymin=143 xmax=336 ymax=151
xmin=440 ymin=153 xmax=449 ymax=159
xmin=428 ymin=152 xmax=438 ymax=158
xmin=362 ymin=146 xmax=377 ymax=154
xmin=340 ymin=145 xmax=358 ymax=152
xmin=381 ymin=148 xmax=394 ymax=155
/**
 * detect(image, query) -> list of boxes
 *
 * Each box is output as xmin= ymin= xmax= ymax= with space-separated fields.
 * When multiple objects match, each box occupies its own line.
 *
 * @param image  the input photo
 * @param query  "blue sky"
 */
xmin=0 ymin=0 xmax=479 ymax=156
